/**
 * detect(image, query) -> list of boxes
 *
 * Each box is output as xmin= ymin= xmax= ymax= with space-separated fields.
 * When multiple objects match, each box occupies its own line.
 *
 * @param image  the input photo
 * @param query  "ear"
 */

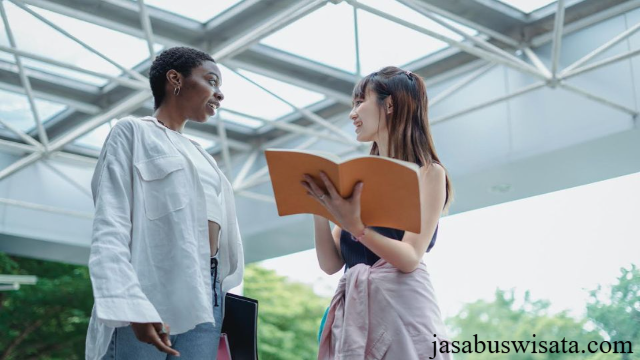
xmin=166 ymin=69 xmax=182 ymax=88
xmin=384 ymin=96 xmax=393 ymax=115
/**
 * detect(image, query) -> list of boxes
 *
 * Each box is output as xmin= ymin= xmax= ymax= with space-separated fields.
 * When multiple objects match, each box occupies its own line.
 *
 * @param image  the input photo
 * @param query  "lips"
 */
xmin=206 ymin=101 xmax=220 ymax=116
xmin=354 ymin=120 xmax=363 ymax=132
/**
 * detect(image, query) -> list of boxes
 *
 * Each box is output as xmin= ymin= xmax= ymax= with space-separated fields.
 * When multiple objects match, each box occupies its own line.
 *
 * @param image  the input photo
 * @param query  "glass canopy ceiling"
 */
xmin=0 ymin=0 xmax=570 ymax=151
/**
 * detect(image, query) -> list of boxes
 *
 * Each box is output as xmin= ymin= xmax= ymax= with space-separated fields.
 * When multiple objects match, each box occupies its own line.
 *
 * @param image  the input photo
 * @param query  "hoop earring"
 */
xmin=174 ymin=87 xmax=181 ymax=96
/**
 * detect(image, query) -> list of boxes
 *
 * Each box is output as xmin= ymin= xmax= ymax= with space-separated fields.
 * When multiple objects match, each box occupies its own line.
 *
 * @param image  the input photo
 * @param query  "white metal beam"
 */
xmin=430 ymin=63 xmax=495 ymax=106
xmin=10 ymin=0 xmax=148 ymax=83
xmin=560 ymin=20 xmax=640 ymax=77
xmin=0 ymin=0 xmax=49 ymax=150
xmin=0 ymin=151 xmax=43 ymax=181
xmin=211 ymin=0 xmax=324 ymax=60
xmin=0 ymin=45 xmax=148 ymax=90
xmin=136 ymin=0 xmax=156 ymax=63
xmin=216 ymin=113 xmax=233 ymax=179
xmin=0 ymin=117 xmax=43 ymax=149
xmin=523 ymin=47 xmax=552 ymax=79
xmin=431 ymin=82 xmax=547 ymax=125
xmin=398 ymin=0 xmax=520 ymax=48
xmin=348 ymin=0 xmax=548 ymax=81
xmin=49 ymin=90 xmax=152 ymax=152
xmin=562 ymin=47 xmax=640 ymax=80
xmin=399 ymin=0 xmax=532 ymax=71
xmin=228 ymin=66 xmax=358 ymax=145
xmin=560 ymin=83 xmax=639 ymax=117
xmin=550 ymin=0 xmax=567 ymax=78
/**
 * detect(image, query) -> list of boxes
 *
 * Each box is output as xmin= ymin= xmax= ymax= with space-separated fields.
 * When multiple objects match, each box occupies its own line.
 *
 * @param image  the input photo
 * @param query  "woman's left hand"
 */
xmin=301 ymin=172 xmax=365 ymax=234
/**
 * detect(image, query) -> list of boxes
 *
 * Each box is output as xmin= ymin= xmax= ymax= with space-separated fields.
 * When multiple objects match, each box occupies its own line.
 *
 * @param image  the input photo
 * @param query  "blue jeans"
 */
xmin=102 ymin=257 xmax=223 ymax=359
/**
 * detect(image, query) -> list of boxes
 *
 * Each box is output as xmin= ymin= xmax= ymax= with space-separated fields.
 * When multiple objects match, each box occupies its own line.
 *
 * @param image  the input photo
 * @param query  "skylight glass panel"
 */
xmin=218 ymin=110 xmax=264 ymax=129
xmin=217 ymin=64 xmax=306 ymax=123
xmin=496 ymin=0 xmax=557 ymax=13
xmin=237 ymin=70 xmax=326 ymax=109
xmin=0 ymin=88 xmax=67 ymax=132
xmin=260 ymin=1 xmax=478 ymax=75
xmin=0 ymin=2 xmax=162 ymax=86
xmin=142 ymin=0 xmax=244 ymax=23
xmin=260 ymin=2 xmax=357 ymax=73
xmin=356 ymin=0 xmax=477 ymax=74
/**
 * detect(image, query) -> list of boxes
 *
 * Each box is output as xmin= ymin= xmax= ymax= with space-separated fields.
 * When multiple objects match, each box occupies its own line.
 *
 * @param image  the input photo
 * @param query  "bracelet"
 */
xmin=351 ymin=226 xmax=367 ymax=242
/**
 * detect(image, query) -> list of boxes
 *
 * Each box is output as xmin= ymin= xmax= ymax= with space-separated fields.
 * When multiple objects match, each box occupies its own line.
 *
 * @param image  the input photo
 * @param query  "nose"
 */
xmin=349 ymin=107 xmax=357 ymax=121
xmin=214 ymin=90 xmax=224 ymax=102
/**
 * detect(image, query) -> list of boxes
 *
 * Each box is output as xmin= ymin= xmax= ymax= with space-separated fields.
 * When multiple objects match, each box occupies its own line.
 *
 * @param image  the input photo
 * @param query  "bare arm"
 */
xmin=355 ymin=164 xmax=446 ymax=273
xmin=313 ymin=215 xmax=344 ymax=275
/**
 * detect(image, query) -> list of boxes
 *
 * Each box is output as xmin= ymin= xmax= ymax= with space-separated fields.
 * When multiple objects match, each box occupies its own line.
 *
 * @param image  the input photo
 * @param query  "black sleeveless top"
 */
xmin=340 ymin=224 xmax=439 ymax=269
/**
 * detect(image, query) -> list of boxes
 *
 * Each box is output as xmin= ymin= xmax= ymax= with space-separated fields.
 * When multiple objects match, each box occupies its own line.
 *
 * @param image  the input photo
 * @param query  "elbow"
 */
xmin=320 ymin=262 xmax=343 ymax=275
xmin=396 ymin=256 xmax=422 ymax=274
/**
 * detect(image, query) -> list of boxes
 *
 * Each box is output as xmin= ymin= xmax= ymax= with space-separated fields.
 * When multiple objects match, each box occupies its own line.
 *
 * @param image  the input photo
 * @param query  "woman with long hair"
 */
xmin=303 ymin=66 xmax=453 ymax=359
xmin=86 ymin=47 xmax=244 ymax=360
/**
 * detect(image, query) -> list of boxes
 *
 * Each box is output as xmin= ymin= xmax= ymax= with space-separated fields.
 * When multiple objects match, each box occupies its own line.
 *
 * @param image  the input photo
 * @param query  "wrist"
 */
xmin=348 ymin=222 xmax=367 ymax=242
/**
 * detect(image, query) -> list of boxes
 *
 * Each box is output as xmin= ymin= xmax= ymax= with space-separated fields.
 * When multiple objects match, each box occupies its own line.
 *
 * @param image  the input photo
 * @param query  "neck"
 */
xmin=376 ymin=133 xmax=389 ymax=157
xmin=153 ymin=104 xmax=187 ymax=133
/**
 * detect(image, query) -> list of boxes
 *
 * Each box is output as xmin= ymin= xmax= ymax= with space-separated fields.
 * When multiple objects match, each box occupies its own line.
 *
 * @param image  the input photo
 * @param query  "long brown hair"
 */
xmin=353 ymin=66 xmax=453 ymax=212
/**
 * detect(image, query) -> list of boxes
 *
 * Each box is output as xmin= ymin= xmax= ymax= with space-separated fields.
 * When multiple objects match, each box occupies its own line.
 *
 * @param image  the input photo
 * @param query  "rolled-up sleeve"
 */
xmin=88 ymin=119 xmax=162 ymax=327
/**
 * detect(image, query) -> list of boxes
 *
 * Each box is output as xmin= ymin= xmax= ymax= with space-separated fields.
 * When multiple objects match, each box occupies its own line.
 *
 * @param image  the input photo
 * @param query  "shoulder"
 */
xmin=419 ymin=162 xmax=446 ymax=184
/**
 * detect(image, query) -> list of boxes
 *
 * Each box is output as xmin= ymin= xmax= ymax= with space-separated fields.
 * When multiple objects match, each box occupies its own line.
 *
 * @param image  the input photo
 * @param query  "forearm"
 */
xmin=313 ymin=216 xmax=344 ymax=274
xmin=358 ymin=230 xmax=420 ymax=273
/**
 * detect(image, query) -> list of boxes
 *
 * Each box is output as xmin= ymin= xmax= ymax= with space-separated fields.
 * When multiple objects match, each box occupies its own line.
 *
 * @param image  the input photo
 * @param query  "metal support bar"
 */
xmin=399 ymin=0 xmax=530 ymax=70
xmin=560 ymin=82 xmax=639 ymax=117
xmin=48 ymin=90 xmax=152 ymax=153
xmin=431 ymin=63 xmax=495 ymax=106
xmin=0 ymin=151 xmax=43 ymax=181
xmin=0 ymin=45 xmax=148 ymax=89
xmin=212 ymin=0 xmax=324 ymax=60
xmin=0 ymin=197 xmax=93 ymax=218
xmin=228 ymin=67 xmax=358 ymax=144
xmin=353 ymin=3 xmax=361 ymax=77
xmin=523 ymin=47 xmax=552 ymax=79
xmin=236 ymin=190 xmax=275 ymax=203
xmin=11 ymin=0 xmax=148 ymax=82
xmin=562 ymin=48 xmax=640 ymax=79
xmin=136 ymin=0 xmax=156 ymax=62
xmin=560 ymin=20 xmax=640 ymax=77
xmin=397 ymin=0 xmax=520 ymax=48
xmin=0 ymin=117 xmax=43 ymax=149
xmin=0 ymin=0 xmax=49 ymax=150
xmin=216 ymin=114 xmax=233 ymax=179
xmin=432 ymin=82 xmax=547 ymax=124
xmin=550 ymin=0 xmax=566 ymax=77
xmin=232 ymin=150 xmax=259 ymax=188
xmin=348 ymin=0 xmax=547 ymax=81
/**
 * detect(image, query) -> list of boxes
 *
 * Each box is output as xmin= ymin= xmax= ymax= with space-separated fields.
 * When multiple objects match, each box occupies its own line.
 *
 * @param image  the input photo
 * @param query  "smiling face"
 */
xmin=349 ymin=88 xmax=391 ymax=143
xmin=170 ymin=60 xmax=224 ymax=123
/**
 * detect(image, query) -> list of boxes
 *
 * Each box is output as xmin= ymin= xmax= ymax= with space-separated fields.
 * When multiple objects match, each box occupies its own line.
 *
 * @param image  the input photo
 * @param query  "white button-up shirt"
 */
xmin=85 ymin=116 xmax=244 ymax=360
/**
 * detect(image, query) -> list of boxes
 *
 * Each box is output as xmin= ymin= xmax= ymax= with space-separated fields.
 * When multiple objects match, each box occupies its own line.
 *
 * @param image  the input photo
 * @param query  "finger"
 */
xmin=351 ymin=182 xmax=364 ymax=200
xmin=303 ymin=175 xmax=326 ymax=198
xmin=319 ymin=172 xmax=340 ymax=198
xmin=150 ymin=333 xmax=180 ymax=356
xmin=151 ymin=323 xmax=178 ymax=355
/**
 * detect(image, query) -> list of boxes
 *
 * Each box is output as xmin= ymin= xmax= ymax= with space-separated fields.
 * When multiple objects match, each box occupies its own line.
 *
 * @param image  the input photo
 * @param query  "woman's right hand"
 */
xmin=131 ymin=322 xmax=180 ymax=356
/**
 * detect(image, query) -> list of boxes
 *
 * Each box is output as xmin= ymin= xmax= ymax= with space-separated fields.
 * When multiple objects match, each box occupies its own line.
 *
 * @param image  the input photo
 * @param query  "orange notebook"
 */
xmin=265 ymin=149 xmax=422 ymax=234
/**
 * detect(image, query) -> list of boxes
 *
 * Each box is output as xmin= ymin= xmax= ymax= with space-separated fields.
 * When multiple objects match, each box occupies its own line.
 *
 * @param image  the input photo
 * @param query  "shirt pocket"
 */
xmin=134 ymin=155 xmax=189 ymax=220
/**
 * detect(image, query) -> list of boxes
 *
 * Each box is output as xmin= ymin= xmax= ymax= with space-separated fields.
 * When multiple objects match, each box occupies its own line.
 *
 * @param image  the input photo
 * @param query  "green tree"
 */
xmin=0 ymin=253 xmax=93 ymax=360
xmin=587 ymin=264 xmax=640 ymax=360
xmin=447 ymin=288 xmax=608 ymax=360
xmin=243 ymin=263 xmax=330 ymax=360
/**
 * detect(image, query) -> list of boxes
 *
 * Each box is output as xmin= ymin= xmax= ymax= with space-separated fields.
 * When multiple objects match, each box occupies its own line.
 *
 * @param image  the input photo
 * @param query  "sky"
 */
xmin=260 ymin=170 xmax=640 ymax=322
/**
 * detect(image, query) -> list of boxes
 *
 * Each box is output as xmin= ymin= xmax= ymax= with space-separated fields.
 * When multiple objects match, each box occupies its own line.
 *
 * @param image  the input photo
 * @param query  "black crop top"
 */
xmin=340 ymin=224 xmax=439 ymax=269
